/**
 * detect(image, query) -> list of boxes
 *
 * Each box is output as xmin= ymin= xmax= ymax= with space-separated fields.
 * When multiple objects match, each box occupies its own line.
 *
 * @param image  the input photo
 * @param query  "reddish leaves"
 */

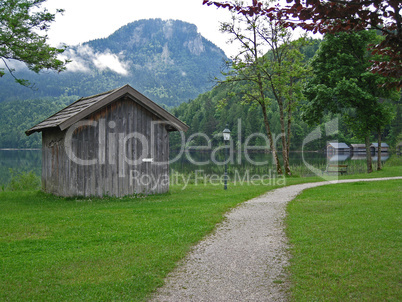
xmin=204 ymin=0 xmax=401 ymax=89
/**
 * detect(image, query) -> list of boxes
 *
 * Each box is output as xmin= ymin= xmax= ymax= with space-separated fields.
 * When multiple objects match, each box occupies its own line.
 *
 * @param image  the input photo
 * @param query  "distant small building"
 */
xmin=327 ymin=142 xmax=350 ymax=153
xmin=370 ymin=143 xmax=389 ymax=153
xmin=350 ymin=144 xmax=367 ymax=153
xmin=26 ymin=84 xmax=189 ymax=197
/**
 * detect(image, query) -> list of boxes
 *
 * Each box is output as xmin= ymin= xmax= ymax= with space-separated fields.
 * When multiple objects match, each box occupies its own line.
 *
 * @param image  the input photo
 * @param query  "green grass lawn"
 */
xmin=0 ymin=181 xmax=283 ymax=301
xmin=0 ymin=161 xmax=401 ymax=301
xmin=286 ymin=179 xmax=402 ymax=301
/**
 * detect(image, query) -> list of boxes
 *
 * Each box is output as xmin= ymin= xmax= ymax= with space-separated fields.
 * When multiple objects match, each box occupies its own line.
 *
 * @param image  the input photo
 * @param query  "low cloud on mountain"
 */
xmin=61 ymin=45 xmax=129 ymax=75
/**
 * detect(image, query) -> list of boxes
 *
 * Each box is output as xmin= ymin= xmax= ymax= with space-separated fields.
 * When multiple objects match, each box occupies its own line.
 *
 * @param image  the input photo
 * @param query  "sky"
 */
xmin=43 ymin=0 xmax=236 ymax=57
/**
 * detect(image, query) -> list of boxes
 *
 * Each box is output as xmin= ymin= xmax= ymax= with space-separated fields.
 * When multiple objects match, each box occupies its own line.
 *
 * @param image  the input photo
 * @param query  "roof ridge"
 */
xmin=80 ymin=87 xmax=120 ymax=101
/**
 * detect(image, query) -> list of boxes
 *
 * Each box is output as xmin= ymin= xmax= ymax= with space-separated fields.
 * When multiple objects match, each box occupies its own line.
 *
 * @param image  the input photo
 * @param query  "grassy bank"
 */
xmin=0 ymin=159 xmax=401 ymax=301
xmin=286 ymin=179 xmax=402 ymax=301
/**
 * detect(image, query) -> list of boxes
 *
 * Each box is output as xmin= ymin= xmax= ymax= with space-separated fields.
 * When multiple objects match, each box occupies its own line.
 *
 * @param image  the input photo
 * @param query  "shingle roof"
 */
xmin=26 ymin=85 xmax=189 ymax=135
xmin=328 ymin=142 xmax=350 ymax=149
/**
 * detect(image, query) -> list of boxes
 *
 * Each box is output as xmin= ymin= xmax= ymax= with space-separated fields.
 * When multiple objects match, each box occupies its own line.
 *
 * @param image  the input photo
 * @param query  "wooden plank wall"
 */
xmin=42 ymin=97 xmax=170 ymax=197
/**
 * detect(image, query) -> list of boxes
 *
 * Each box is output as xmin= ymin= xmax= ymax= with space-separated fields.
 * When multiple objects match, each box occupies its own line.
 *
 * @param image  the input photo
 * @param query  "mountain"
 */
xmin=0 ymin=19 xmax=227 ymax=107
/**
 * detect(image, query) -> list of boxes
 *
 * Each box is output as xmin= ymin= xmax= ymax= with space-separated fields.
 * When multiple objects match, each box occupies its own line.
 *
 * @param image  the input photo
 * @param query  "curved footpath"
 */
xmin=150 ymin=177 xmax=402 ymax=302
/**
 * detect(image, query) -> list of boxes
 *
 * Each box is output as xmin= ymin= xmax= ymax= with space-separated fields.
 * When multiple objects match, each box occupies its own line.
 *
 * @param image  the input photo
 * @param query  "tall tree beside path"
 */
xmin=204 ymin=0 xmax=402 ymax=89
xmin=217 ymin=1 xmax=309 ymax=176
xmin=0 ymin=0 xmax=68 ymax=87
xmin=302 ymin=30 xmax=397 ymax=173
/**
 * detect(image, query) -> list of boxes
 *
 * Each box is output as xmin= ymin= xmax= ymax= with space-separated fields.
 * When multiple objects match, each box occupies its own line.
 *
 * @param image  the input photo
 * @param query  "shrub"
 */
xmin=6 ymin=169 xmax=41 ymax=191
xmin=383 ymin=154 xmax=402 ymax=167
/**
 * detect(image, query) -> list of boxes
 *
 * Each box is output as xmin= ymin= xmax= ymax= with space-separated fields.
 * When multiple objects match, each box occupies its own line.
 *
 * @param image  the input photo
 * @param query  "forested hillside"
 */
xmin=0 ymin=19 xmax=227 ymax=107
xmin=0 ymin=97 xmax=75 ymax=148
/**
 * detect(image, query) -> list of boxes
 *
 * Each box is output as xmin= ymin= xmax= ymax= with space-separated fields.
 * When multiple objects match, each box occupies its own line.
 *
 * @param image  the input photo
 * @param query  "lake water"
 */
xmin=0 ymin=149 xmax=389 ymax=187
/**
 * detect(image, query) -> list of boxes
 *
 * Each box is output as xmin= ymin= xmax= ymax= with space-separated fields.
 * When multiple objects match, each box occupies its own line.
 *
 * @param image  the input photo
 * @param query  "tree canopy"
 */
xmin=0 ymin=0 xmax=68 ymax=87
xmin=302 ymin=30 xmax=397 ymax=172
xmin=204 ymin=0 xmax=402 ymax=89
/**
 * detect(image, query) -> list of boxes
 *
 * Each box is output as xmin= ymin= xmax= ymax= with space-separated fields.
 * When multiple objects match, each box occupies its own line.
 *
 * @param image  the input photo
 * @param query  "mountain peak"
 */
xmin=86 ymin=19 xmax=222 ymax=58
xmin=0 ymin=19 xmax=228 ymax=107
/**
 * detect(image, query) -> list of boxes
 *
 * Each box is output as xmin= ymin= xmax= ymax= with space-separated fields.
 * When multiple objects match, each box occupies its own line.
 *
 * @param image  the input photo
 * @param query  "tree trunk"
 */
xmin=278 ymin=99 xmax=291 ymax=176
xmin=286 ymin=100 xmax=293 ymax=173
xmin=377 ymin=128 xmax=382 ymax=170
xmin=365 ymin=133 xmax=373 ymax=173
xmin=261 ymin=104 xmax=283 ymax=175
xmin=255 ymin=51 xmax=283 ymax=175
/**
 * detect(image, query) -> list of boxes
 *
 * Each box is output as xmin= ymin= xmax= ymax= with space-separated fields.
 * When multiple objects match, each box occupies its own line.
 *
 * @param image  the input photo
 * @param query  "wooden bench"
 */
xmin=325 ymin=164 xmax=348 ymax=175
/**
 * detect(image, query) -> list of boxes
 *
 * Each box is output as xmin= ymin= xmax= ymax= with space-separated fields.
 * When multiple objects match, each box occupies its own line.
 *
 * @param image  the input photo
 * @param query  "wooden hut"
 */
xmin=26 ymin=85 xmax=189 ymax=197
xmin=370 ymin=143 xmax=389 ymax=153
xmin=327 ymin=142 xmax=350 ymax=153
xmin=350 ymin=144 xmax=366 ymax=153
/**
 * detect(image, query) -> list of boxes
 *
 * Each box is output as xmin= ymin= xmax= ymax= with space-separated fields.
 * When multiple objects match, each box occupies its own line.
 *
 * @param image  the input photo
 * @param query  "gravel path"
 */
xmin=150 ymin=177 xmax=402 ymax=302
